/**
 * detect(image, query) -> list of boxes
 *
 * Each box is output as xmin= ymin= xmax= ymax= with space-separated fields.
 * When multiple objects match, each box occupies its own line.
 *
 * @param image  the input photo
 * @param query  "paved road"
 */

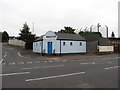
xmin=1 ymin=44 xmax=119 ymax=88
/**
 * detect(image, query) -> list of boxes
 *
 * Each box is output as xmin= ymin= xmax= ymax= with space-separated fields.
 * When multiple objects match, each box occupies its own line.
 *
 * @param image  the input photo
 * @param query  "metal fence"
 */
xmin=86 ymin=41 xmax=98 ymax=53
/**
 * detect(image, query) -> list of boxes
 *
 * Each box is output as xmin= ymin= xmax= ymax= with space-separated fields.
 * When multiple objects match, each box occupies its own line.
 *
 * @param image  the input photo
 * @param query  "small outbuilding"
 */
xmin=33 ymin=31 xmax=86 ymax=55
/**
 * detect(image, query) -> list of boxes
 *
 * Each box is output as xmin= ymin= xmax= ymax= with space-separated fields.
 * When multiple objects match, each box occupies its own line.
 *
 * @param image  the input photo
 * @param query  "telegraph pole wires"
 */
xmin=90 ymin=25 xmax=93 ymax=32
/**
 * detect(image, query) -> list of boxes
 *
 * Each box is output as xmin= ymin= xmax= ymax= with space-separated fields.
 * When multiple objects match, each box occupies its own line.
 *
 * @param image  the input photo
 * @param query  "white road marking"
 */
xmin=61 ymin=60 xmax=67 ymax=62
xmin=109 ymin=62 xmax=112 ymax=64
xmin=9 ymin=62 xmax=15 ymax=65
xmin=63 ymin=60 xmax=67 ymax=62
xmin=99 ymin=57 xmax=120 ymax=61
xmin=18 ymin=52 xmax=26 ymax=58
xmin=5 ymin=52 xmax=7 ymax=54
xmin=80 ymin=61 xmax=112 ymax=65
xmin=26 ymin=62 xmax=32 ymax=64
xmin=44 ymin=61 xmax=48 ymax=63
xmin=18 ymin=62 xmax=24 ymax=64
xmin=55 ymin=60 xmax=60 ymax=62
xmin=0 ymin=72 xmax=30 ymax=76
xmin=92 ymin=62 xmax=95 ymax=64
xmin=41 ymin=65 xmax=64 ymax=68
xmin=104 ymin=66 xmax=120 ymax=70
xmin=71 ymin=57 xmax=120 ymax=62
xmin=26 ymin=72 xmax=85 ymax=82
xmin=0 ymin=59 xmax=4 ymax=63
xmin=80 ymin=62 xmax=94 ymax=65
xmin=2 ymin=63 xmax=5 ymax=65
xmin=21 ymin=67 xmax=40 ymax=70
xmin=21 ymin=65 xmax=64 ymax=70
xmin=49 ymin=61 xmax=53 ymax=62
xmin=4 ymin=55 xmax=7 ymax=58
xmin=34 ymin=61 xmax=40 ymax=63
xmin=80 ymin=63 xmax=88 ymax=64
xmin=9 ymin=48 xmax=14 ymax=49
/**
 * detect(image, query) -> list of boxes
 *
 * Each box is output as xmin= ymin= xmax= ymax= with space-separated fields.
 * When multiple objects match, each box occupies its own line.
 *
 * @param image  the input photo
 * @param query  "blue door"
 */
xmin=48 ymin=42 xmax=52 ymax=54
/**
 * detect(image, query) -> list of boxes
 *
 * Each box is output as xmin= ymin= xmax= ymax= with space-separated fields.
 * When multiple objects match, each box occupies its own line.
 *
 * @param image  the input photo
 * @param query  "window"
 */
xmin=63 ymin=42 xmax=66 ymax=46
xmin=36 ymin=43 xmax=38 ymax=46
xmin=80 ymin=42 xmax=82 ymax=46
xmin=70 ymin=42 xmax=72 ymax=46
xmin=39 ymin=42 xmax=41 ymax=46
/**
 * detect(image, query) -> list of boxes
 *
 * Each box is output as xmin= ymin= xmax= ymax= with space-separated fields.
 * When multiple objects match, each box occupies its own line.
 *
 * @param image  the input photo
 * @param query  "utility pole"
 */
xmin=32 ymin=22 xmax=34 ymax=34
xmin=76 ymin=29 xmax=78 ymax=34
xmin=90 ymin=25 xmax=93 ymax=32
xmin=97 ymin=23 xmax=101 ymax=32
xmin=80 ymin=28 xmax=82 ymax=32
xmin=84 ymin=27 xmax=87 ymax=32
xmin=105 ymin=25 xmax=108 ymax=38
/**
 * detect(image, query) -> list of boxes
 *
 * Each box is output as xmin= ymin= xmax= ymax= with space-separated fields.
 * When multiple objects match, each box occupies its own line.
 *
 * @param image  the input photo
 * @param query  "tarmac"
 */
xmin=18 ymin=46 xmax=119 ymax=61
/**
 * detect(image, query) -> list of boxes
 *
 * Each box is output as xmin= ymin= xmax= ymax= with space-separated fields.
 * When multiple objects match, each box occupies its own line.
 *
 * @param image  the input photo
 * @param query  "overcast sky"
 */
xmin=0 ymin=0 xmax=119 ymax=37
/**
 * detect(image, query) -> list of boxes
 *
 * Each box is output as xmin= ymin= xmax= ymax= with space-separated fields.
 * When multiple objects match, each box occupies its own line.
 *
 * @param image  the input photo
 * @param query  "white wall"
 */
xmin=43 ymin=39 xmax=59 ymax=53
xmin=33 ymin=41 xmax=41 ymax=53
xmin=33 ymin=40 xmax=86 ymax=54
xmin=9 ymin=39 xmax=25 ymax=47
xmin=98 ymin=46 xmax=114 ymax=52
xmin=61 ymin=40 xmax=86 ymax=54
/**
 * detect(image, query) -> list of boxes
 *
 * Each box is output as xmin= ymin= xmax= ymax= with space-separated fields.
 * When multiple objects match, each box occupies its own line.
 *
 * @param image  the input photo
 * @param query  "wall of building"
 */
xmin=33 ymin=40 xmax=86 ymax=54
xmin=33 ymin=41 xmax=41 ymax=53
xmin=60 ymin=40 xmax=86 ymax=54
xmin=9 ymin=39 xmax=25 ymax=47
xmin=42 ymin=39 xmax=60 ymax=54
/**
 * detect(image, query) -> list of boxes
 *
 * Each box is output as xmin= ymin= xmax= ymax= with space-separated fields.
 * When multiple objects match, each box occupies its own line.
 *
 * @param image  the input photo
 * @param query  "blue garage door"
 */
xmin=48 ymin=42 xmax=52 ymax=54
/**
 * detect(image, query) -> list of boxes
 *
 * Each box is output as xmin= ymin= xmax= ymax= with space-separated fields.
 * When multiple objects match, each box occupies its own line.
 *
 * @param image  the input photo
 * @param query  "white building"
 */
xmin=9 ymin=38 xmax=25 ymax=47
xmin=33 ymin=31 xmax=86 ymax=55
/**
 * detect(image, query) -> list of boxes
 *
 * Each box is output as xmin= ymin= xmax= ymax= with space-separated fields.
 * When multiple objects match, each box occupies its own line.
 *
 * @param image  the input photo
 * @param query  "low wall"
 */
xmin=98 ymin=46 xmax=114 ymax=52
xmin=9 ymin=39 xmax=25 ymax=47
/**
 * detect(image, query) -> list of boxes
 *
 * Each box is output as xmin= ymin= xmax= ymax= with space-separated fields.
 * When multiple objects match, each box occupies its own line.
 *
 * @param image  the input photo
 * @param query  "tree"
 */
xmin=111 ymin=31 xmax=115 ymax=38
xmin=58 ymin=26 xmax=76 ymax=34
xmin=79 ymin=31 xmax=102 ymax=37
xmin=18 ymin=22 xmax=36 ymax=49
xmin=2 ymin=31 xmax=9 ymax=42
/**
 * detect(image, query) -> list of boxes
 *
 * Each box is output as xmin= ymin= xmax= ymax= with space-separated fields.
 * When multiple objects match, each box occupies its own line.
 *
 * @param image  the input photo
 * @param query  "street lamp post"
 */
xmin=80 ymin=28 xmax=82 ymax=32
xmin=97 ymin=23 xmax=101 ymax=32
xmin=32 ymin=22 xmax=34 ymax=34
xmin=76 ymin=29 xmax=78 ymax=34
xmin=105 ymin=25 xmax=108 ymax=38
xmin=90 ymin=25 xmax=93 ymax=32
xmin=84 ymin=27 xmax=87 ymax=32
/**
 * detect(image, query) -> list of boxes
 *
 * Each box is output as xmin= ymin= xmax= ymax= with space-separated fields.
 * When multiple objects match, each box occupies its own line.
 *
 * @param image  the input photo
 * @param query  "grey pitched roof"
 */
xmin=35 ymin=33 xmax=85 ymax=41
xmin=55 ymin=32 xmax=85 ymax=40
xmin=35 ymin=35 xmax=44 ymax=41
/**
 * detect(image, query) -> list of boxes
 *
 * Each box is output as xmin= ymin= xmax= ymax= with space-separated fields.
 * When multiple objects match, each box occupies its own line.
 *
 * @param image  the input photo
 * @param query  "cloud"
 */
xmin=1 ymin=0 xmax=119 ymax=37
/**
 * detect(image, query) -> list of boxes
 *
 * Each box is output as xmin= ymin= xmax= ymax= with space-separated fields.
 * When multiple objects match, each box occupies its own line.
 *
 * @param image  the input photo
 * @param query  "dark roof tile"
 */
xmin=55 ymin=32 xmax=85 ymax=40
xmin=35 ymin=32 xmax=85 ymax=41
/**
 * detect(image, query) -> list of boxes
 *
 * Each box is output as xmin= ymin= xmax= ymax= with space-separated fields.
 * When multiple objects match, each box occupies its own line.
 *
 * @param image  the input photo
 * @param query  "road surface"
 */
xmin=1 ymin=43 xmax=119 ymax=88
